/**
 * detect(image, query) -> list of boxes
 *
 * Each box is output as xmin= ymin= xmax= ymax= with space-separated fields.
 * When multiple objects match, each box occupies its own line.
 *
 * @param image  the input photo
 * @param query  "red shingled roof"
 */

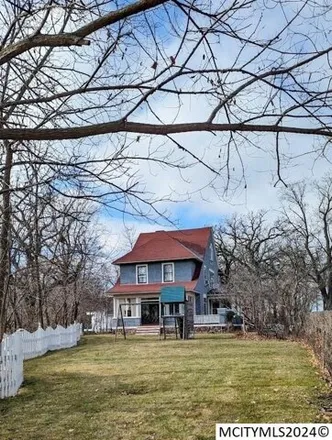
xmin=108 ymin=280 xmax=198 ymax=295
xmin=113 ymin=227 xmax=211 ymax=265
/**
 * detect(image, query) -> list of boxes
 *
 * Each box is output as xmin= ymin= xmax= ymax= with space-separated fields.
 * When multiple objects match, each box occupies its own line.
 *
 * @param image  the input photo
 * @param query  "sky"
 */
xmin=92 ymin=0 xmax=332 ymax=255
xmin=99 ymin=129 xmax=332 ymax=258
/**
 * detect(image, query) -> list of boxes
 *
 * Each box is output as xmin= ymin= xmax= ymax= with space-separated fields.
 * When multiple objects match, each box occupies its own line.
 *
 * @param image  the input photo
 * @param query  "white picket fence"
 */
xmin=0 ymin=331 xmax=23 ymax=399
xmin=0 ymin=323 xmax=82 ymax=399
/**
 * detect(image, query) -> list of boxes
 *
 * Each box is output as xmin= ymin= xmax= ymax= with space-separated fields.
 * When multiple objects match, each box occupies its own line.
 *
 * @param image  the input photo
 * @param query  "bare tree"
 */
xmin=215 ymin=212 xmax=315 ymax=334
xmin=281 ymin=176 xmax=332 ymax=310
xmin=5 ymin=175 xmax=111 ymax=333
xmin=215 ymin=212 xmax=282 ymax=328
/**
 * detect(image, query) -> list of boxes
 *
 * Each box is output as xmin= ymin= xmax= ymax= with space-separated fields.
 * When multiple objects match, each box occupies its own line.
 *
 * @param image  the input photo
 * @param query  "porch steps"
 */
xmin=135 ymin=325 xmax=160 ymax=336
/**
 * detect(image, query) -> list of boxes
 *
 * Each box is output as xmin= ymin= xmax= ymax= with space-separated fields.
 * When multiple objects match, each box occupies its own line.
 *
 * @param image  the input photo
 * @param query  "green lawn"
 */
xmin=0 ymin=334 xmax=327 ymax=440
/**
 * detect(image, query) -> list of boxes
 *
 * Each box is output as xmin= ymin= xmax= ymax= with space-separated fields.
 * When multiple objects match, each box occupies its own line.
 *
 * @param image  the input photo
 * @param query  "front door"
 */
xmin=141 ymin=303 xmax=159 ymax=325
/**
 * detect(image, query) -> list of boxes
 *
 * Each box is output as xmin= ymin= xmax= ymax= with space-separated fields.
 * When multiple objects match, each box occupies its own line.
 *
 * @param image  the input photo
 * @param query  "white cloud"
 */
xmin=96 ymin=216 xmax=175 ymax=258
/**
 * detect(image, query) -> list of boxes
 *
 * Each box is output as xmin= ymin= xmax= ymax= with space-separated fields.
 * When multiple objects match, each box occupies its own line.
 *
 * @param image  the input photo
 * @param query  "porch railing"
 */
xmin=194 ymin=314 xmax=220 ymax=325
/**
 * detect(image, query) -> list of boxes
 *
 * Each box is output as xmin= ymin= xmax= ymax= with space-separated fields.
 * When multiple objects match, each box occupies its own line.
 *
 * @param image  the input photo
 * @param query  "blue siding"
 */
xmin=112 ymin=317 xmax=141 ymax=327
xmin=175 ymin=260 xmax=196 ymax=281
xmin=149 ymin=262 xmax=161 ymax=283
xmin=194 ymin=231 xmax=219 ymax=314
xmin=120 ymin=264 xmax=137 ymax=284
xmin=120 ymin=260 xmax=197 ymax=284
xmin=120 ymin=262 xmax=162 ymax=284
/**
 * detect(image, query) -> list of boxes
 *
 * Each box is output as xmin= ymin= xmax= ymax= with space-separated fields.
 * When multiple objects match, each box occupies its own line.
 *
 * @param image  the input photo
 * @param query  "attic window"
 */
xmin=136 ymin=265 xmax=148 ymax=284
xmin=162 ymin=262 xmax=174 ymax=283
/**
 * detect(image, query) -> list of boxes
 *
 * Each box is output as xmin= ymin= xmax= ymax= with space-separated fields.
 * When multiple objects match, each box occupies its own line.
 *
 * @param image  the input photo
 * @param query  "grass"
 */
xmin=0 ymin=334 xmax=327 ymax=440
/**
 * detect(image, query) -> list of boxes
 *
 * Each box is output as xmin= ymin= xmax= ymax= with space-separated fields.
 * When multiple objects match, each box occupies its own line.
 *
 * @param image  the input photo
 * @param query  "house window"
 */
xmin=162 ymin=262 xmax=174 ymax=282
xmin=136 ymin=265 xmax=148 ymax=284
xmin=210 ymin=244 xmax=214 ymax=261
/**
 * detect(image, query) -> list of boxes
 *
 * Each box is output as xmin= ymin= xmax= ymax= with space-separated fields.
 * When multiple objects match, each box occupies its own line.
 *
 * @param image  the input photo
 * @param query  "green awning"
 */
xmin=160 ymin=286 xmax=185 ymax=303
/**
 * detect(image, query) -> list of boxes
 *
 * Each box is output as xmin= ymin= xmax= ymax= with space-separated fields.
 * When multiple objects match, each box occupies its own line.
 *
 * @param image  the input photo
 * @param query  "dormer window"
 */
xmin=162 ymin=262 xmax=174 ymax=283
xmin=136 ymin=264 xmax=148 ymax=284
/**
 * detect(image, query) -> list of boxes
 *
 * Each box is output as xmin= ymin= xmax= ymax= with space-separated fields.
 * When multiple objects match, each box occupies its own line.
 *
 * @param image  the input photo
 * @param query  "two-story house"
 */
xmin=109 ymin=227 xmax=221 ymax=329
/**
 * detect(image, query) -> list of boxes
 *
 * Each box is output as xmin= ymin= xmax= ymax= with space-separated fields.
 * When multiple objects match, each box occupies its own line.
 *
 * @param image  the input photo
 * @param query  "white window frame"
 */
xmin=136 ymin=264 xmax=148 ymax=284
xmin=162 ymin=262 xmax=175 ymax=283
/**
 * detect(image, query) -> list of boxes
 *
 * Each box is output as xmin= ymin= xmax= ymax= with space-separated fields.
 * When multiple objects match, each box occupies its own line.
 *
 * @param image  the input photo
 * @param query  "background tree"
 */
xmin=281 ymin=176 xmax=332 ymax=310
xmin=215 ymin=211 xmax=316 ymax=334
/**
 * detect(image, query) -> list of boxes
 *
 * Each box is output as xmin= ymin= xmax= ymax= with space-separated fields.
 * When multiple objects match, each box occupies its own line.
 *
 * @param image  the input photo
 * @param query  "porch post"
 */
xmin=113 ymin=298 xmax=118 ymax=319
xmin=136 ymin=298 xmax=141 ymax=318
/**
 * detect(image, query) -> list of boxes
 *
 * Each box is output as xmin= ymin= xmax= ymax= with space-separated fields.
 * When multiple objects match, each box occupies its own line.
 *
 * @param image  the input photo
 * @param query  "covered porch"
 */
xmin=205 ymin=291 xmax=231 ymax=315
xmin=111 ymin=291 xmax=196 ymax=329
xmin=111 ymin=296 xmax=158 ymax=328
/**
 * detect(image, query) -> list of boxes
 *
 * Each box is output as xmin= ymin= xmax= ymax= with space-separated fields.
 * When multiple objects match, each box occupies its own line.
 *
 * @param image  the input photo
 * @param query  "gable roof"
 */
xmin=113 ymin=227 xmax=211 ymax=265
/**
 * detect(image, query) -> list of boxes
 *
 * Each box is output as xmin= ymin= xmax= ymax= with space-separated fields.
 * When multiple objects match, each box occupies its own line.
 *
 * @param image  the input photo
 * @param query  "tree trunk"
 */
xmin=323 ymin=287 xmax=332 ymax=311
xmin=0 ymin=142 xmax=13 ymax=339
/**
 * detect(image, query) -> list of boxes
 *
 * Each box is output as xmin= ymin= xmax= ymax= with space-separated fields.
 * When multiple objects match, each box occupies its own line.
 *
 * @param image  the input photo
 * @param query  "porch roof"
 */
xmin=108 ymin=280 xmax=198 ymax=296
